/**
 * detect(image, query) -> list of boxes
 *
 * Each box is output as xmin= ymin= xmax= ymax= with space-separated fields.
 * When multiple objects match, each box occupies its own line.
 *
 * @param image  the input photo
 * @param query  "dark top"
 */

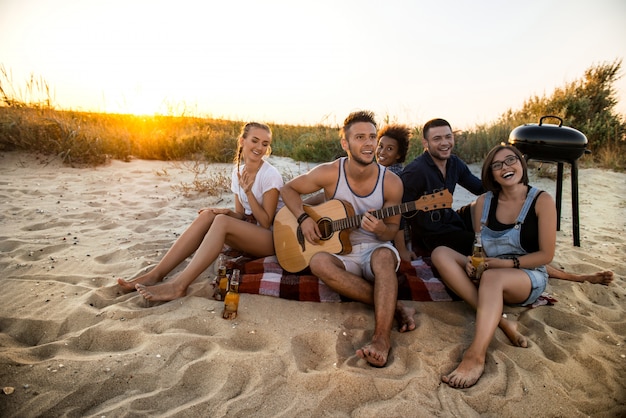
xmin=386 ymin=163 xmax=403 ymax=176
xmin=400 ymin=152 xmax=484 ymax=252
xmin=487 ymin=187 xmax=542 ymax=253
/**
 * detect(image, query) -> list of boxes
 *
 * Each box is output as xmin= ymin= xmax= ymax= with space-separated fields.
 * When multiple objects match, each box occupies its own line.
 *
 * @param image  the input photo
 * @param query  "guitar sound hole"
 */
xmin=317 ymin=218 xmax=333 ymax=240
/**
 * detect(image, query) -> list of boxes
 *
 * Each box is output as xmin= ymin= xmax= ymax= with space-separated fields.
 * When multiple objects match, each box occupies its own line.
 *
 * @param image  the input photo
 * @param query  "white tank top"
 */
xmin=331 ymin=157 xmax=387 ymax=245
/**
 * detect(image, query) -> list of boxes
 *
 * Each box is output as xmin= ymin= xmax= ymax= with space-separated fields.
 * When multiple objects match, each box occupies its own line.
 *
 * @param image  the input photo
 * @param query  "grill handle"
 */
xmin=539 ymin=115 xmax=563 ymax=127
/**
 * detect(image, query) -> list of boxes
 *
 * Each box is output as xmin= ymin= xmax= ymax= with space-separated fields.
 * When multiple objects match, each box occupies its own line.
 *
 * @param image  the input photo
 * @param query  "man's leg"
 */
xmin=355 ymin=247 xmax=399 ymax=367
xmin=309 ymin=248 xmax=399 ymax=367
xmin=546 ymin=264 xmax=614 ymax=285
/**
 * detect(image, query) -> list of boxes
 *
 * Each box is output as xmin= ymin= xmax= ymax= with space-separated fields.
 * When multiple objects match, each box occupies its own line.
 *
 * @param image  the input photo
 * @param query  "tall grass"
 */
xmin=1 ymin=65 xmax=624 ymax=170
xmin=1 ymin=104 xmax=621 ymax=169
xmin=0 ymin=105 xmax=345 ymax=166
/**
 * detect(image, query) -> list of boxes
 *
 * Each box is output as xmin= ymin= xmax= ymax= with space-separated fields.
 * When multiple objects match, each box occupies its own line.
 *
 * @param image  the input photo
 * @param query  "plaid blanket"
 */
xmin=228 ymin=255 xmax=454 ymax=302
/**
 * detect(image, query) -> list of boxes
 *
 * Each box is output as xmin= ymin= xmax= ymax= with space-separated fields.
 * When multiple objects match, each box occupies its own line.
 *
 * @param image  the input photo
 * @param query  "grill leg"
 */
xmin=555 ymin=162 xmax=564 ymax=231
xmin=571 ymin=160 xmax=580 ymax=246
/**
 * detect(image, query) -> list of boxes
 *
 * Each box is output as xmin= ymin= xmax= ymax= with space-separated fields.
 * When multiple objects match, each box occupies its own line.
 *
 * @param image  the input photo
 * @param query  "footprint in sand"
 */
xmin=70 ymin=327 xmax=145 ymax=352
xmin=291 ymin=331 xmax=338 ymax=372
xmin=86 ymin=286 xmax=128 ymax=309
xmin=522 ymin=308 xmax=595 ymax=363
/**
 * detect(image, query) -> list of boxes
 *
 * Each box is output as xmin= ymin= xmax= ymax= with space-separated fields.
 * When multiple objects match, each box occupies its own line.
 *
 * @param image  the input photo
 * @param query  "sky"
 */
xmin=1 ymin=0 xmax=625 ymax=130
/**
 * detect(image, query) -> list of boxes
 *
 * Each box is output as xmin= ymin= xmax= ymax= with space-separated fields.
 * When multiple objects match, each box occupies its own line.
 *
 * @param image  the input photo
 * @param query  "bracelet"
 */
xmin=297 ymin=212 xmax=310 ymax=225
xmin=512 ymin=257 xmax=520 ymax=269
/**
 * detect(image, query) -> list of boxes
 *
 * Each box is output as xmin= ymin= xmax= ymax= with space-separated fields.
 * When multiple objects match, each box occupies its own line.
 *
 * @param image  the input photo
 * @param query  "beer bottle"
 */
xmin=223 ymin=269 xmax=240 ymax=320
xmin=211 ymin=254 xmax=228 ymax=300
xmin=215 ymin=254 xmax=228 ymax=301
xmin=471 ymin=232 xmax=486 ymax=278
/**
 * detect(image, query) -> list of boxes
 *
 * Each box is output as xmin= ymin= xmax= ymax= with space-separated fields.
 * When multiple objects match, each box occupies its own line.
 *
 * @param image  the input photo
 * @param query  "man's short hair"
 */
xmin=423 ymin=118 xmax=452 ymax=139
xmin=341 ymin=110 xmax=377 ymax=140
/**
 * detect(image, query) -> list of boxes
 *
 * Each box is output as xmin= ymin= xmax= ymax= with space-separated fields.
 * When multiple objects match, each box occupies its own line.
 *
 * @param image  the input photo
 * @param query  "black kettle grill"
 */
xmin=508 ymin=116 xmax=590 ymax=246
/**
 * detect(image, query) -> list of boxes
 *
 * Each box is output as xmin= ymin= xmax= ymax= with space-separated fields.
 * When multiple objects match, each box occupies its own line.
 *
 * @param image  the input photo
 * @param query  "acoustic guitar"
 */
xmin=273 ymin=190 xmax=453 ymax=272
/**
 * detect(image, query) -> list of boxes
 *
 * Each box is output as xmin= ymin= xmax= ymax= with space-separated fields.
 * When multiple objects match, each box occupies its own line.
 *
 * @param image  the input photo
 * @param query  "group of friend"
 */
xmin=117 ymin=112 xmax=613 ymax=389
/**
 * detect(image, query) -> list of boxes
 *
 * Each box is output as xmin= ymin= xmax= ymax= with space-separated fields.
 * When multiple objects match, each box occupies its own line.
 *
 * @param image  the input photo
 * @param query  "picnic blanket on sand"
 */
xmin=228 ymin=255 xmax=454 ymax=302
xmin=224 ymin=251 xmax=557 ymax=307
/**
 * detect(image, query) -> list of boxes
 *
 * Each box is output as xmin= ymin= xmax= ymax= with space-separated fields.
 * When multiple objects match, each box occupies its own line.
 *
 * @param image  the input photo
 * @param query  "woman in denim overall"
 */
xmin=432 ymin=144 xmax=557 ymax=389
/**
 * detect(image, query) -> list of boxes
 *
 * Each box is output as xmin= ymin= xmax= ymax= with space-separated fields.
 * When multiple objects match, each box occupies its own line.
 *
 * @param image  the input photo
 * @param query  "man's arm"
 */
xmin=280 ymin=162 xmax=336 ymax=244
xmin=281 ymin=162 xmax=334 ymax=218
xmin=458 ymin=161 xmax=484 ymax=196
xmin=369 ymin=172 xmax=403 ymax=242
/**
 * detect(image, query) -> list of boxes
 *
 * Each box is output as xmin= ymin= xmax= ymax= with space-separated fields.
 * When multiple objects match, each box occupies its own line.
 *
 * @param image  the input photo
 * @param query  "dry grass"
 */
xmin=167 ymin=160 xmax=232 ymax=197
xmin=1 ymin=66 xmax=623 ymax=171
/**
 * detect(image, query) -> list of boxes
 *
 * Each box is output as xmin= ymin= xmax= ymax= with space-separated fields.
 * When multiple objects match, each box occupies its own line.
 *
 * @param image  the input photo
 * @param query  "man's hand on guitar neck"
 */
xmin=361 ymin=210 xmax=388 ymax=239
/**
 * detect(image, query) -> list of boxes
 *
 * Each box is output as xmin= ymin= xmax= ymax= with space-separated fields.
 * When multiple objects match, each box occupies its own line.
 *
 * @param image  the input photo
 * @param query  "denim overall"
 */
xmin=480 ymin=186 xmax=548 ymax=305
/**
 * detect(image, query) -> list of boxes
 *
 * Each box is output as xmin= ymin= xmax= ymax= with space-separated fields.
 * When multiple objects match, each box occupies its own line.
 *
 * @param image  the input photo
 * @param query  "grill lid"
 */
xmin=508 ymin=115 xmax=589 ymax=162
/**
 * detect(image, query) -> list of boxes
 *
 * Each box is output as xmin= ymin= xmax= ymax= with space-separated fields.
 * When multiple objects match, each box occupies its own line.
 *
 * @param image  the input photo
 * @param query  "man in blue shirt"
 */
xmin=398 ymin=118 xmax=483 ymax=259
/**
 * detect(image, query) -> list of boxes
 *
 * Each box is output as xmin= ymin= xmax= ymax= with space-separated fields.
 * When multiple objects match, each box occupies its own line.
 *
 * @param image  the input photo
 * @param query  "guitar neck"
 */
xmin=332 ymin=191 xmax=451 ymax=231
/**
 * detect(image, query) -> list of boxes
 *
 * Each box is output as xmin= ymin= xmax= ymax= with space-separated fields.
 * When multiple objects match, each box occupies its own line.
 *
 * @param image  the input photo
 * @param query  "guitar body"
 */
xmin=273 ymin=199 xmax=355 ymax=273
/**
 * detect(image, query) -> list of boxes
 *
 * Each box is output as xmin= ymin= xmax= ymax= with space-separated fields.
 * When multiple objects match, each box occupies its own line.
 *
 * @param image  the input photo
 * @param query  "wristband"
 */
xmin=512 ymin=257 xmax=520 ymax=269
xmin=297 ymin=212 xmax=310 ymax=225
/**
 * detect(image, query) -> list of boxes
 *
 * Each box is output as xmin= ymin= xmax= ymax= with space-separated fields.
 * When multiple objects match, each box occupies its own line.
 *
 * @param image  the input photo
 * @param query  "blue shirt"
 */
xmin=400 ymin=151 xmax=484 ymax=240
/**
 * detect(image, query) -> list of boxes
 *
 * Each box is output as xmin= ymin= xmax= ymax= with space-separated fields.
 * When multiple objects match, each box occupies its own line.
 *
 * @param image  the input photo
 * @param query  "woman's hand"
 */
xmin=466 ymin=256 xmax=488 ymax=283
xmin=238 ymin=167 xmax=257 ymax=194
xmin=483 ymin=257 xmax=510 ymax=270
xmin=465 ymin=256 xmax=477 ymax=278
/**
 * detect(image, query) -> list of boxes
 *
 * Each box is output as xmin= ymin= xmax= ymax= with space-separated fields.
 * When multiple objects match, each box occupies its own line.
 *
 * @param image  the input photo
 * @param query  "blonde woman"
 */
xmin=118 ymin=122 xmax=283 ymax=302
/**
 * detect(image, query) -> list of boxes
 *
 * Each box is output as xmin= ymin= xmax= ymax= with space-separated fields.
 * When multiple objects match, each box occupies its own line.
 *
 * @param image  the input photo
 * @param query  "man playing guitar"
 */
xmin=279 ymin=110 xmax=415 ymax=368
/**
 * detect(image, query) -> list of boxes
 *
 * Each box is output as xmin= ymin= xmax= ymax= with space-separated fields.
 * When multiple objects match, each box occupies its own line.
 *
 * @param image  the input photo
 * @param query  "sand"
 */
xmin=0 ymin=151 xmax=624 ymax=417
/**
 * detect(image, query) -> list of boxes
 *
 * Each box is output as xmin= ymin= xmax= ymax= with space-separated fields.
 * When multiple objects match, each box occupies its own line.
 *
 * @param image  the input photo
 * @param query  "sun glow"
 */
xmin=103 ymin=90 xmax=173 ymax=117
xmin=1 ymin=0 xmax=625 ymax=127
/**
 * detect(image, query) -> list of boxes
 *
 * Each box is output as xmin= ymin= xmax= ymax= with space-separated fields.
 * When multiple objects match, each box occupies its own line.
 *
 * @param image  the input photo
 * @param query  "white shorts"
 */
xmin=332 ymin=242 xmax=400 ymax=281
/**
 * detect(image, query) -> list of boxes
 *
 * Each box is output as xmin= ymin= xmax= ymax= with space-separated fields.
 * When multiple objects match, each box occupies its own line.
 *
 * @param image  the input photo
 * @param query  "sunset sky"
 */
xmin=1 ymin=0 xmax=625 ymax=129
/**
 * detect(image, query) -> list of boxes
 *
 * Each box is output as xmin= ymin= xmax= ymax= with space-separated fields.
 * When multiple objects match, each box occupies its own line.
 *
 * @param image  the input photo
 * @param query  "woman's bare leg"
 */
xmin=431 ymin=246 xmax=526 ymax=346
xmin=136 ymin=215 xmax=275 ymax=302
xmin=117 ymin=210 xmax=217 ymax=291
xmin=437 ymin=263 xmax=532 ymax=389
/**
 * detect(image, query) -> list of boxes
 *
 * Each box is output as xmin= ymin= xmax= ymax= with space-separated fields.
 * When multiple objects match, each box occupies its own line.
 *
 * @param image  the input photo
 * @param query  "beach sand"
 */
xmin=0 ymin=151 xmax=624 ymax=417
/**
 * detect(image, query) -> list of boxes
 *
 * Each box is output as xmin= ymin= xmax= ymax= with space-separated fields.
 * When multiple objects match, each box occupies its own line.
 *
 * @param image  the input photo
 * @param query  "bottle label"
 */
xmin=223 ymin=301 xmax=238 ymax=320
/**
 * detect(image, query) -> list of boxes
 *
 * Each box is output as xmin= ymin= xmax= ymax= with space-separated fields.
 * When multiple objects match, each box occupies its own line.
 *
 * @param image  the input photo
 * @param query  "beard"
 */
xmin=347 ymin=144 xmax=376 ymax=167
xmin=351 ymin=153 xmax=376 ymax=166
xmin=428 ymin=148 xmax=451 ymax=161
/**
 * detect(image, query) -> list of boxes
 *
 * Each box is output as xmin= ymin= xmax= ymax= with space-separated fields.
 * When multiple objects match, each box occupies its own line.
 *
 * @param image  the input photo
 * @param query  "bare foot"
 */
xmin=441 ymin=351 xmax=485 ymax=388
xmin=581 ymin=271 xmax=614 ymax=285
xmin=356 ymin=336 xmax=391 ymax=367
xmin=117 ymin=271 xmax=162 ymax=292
xmin=135 ymin=282 xmax=186 ymax=302
xmin=395 ymin=302 xmax=416 ymax=333
xmin=499 ymin=317 xmax=527 ymax=348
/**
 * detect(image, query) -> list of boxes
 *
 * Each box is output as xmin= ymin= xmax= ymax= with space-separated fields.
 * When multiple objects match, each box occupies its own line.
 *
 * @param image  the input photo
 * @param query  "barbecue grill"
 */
xmin=508 ymin=116 xmax=590 ymax=246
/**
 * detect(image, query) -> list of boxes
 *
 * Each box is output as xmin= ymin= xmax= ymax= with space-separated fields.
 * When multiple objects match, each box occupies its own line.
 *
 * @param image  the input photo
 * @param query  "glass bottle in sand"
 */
xmin=216 ymin=254 xmax=229 ymax=301
xmin=222 ymin=269 xmax=240 ymax=320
